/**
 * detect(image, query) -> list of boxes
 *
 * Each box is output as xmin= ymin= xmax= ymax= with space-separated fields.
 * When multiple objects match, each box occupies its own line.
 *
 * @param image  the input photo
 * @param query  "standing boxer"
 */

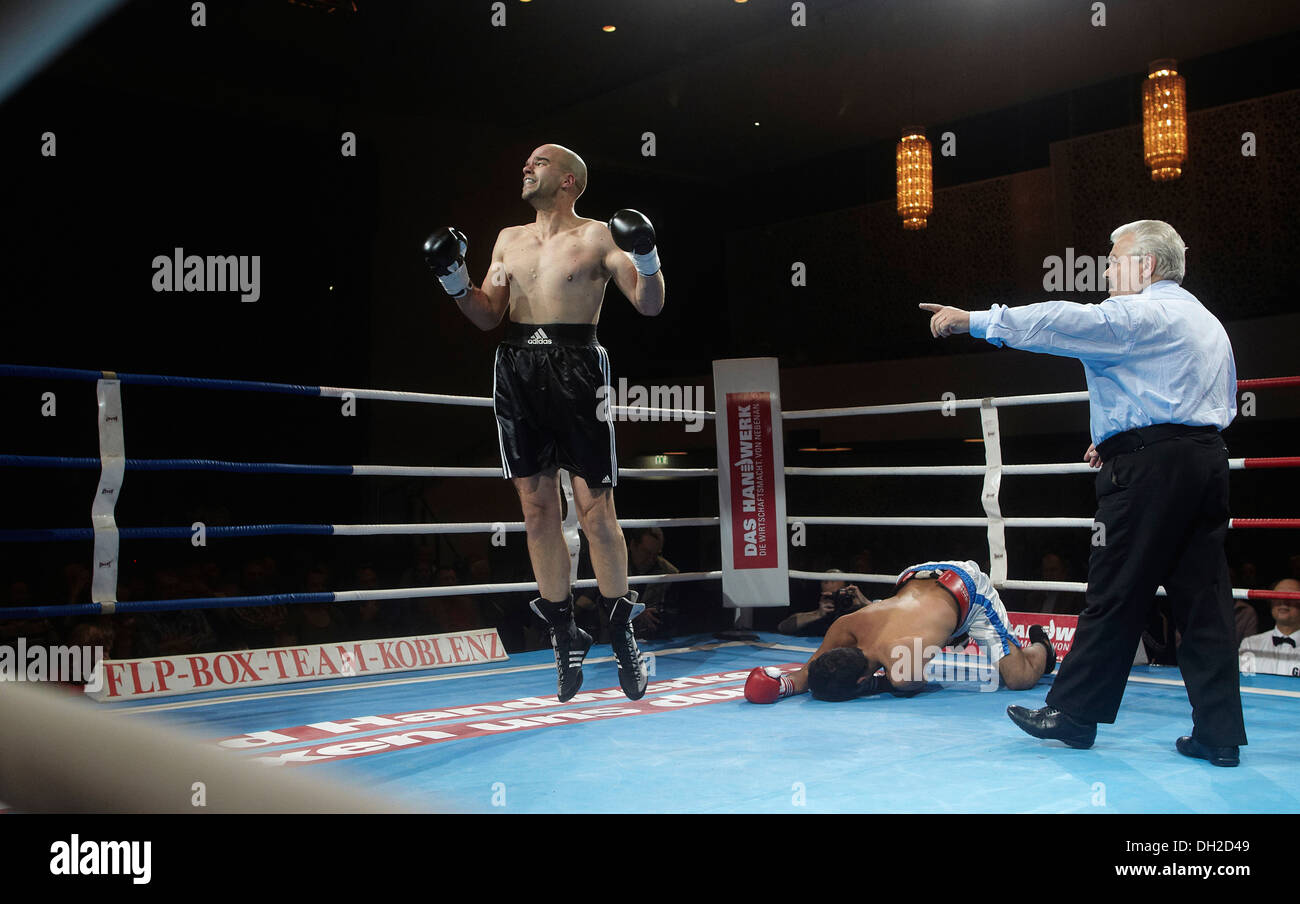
xmin=423 ymin=144 xmax=665 ymax=702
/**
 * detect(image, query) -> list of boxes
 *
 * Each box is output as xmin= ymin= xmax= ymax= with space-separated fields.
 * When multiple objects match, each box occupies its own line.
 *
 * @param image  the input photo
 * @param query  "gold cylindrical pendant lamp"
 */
xmin=1142 ymin=59 xmax=1187 ymax=182
xmin=896 ymin=127 xmax=932 ymax=230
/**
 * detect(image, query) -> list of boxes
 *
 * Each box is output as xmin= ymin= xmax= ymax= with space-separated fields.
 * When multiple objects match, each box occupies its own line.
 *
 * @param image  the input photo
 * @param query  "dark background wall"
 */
xmin=1 ymin=2 xmax=1297 ymax=637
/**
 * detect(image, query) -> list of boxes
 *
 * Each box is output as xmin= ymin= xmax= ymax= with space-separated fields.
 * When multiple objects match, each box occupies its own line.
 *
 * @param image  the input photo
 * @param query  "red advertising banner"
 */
xmin=727 ymin=391 xmax=777 ymax=570
xmin=87 ymin=629 xmax=508 ymax=702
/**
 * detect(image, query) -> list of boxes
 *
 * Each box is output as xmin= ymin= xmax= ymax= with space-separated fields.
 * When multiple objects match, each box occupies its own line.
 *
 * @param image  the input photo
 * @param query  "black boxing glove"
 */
xmin=608 ymin=209 xmax=660 ymax=276
xmin=423 ymin=227 xmax=471 ymax=299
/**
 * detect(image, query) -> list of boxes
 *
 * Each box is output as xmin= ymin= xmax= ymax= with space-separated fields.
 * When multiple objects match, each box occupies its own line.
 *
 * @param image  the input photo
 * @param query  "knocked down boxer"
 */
xmin=746 ymin=561 xmax=1056 ymax=702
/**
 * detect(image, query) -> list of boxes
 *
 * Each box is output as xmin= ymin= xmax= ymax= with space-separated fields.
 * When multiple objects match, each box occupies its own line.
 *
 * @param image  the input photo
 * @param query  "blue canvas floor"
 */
xmin=103 ymin=632 xmax=1300 ymax=814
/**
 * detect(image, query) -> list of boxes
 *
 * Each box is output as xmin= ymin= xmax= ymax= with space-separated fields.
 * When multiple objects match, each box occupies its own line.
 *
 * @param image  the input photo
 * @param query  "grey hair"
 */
xmin=1110 ymin=220 xmax=1186 ymax=285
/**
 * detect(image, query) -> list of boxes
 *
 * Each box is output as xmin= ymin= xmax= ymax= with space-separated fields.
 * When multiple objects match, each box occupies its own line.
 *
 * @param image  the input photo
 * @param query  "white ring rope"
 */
xmin=786 ymin=516 xmax=1094 ymax=528
xmin=326 ymin=570 xmax=723 ymax=603
xmin=330 ymin=516 xmax=720 ymax=536
xmin=783 ymin=389 xmax=1090 ymax=420
xmin=347 ymin=466 xmax=719 ymax=478
xmin=318 ymin=385 xmax=716 ymax=420
xmin=791 ymin=570 xmax=1266 ymax=602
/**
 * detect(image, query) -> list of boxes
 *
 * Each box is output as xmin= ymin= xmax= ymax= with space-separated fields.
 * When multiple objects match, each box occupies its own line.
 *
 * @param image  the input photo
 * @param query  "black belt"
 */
xmin=504 ymin=321 xmax=598 ymax=347
xmin=1096 ymin=424 xmax=1219 ymax=460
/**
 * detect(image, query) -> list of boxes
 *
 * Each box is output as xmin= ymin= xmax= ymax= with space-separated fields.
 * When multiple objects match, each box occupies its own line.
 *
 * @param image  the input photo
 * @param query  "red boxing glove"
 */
xmin=745 ymin=666 xmax=794 ymax=704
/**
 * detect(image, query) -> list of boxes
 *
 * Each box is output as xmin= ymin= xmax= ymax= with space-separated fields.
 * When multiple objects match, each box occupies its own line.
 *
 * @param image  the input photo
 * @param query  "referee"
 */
xmin=920 ymin=220 xmax=1246 ymax=766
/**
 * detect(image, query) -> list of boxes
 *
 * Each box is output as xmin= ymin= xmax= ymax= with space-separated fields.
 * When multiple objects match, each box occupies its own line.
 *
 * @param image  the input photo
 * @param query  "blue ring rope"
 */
xmin=0 ymin=524 xmax=337 ymax=542
xmin=0 ymin=455 xmax=354 ymax=475
xmin=0 ymin=364 xmax=322 ymax=397
xmin=2 ymin=591 xmax=337 ymax=620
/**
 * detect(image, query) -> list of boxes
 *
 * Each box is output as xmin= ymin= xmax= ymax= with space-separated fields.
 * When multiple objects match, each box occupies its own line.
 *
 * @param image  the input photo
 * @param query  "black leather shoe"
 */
xmin=1176 ymin=736 xmax=1239 ymax=767
xmin=1006 ymin=705 xmax=1096 ymax=749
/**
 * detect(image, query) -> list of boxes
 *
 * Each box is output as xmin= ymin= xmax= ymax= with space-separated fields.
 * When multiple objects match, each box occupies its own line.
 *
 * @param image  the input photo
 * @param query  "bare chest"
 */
xmin=503 ymin=232 xmax=606 ymax=289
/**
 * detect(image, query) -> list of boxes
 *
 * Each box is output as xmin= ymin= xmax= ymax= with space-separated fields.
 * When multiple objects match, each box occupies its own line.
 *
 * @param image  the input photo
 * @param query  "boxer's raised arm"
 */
xmin=606 ymin=211 xmax=664 ymax=317
xmin=454 ymin=229 xmax=511 ymax=331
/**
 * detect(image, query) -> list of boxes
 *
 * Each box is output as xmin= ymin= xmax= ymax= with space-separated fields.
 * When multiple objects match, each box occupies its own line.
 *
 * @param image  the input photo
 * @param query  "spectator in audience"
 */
xmin=61 ymin=563 xmax=92 ymax=606
xmin=296 ymin=564 xmax=346 ymax=645
xmin=219 ymin=558 xmax=296 ymax=649
xmin=147 ymin=570 xmax=219 ymax=655
xmin=1231 ymin=560 xmax=1261 ymax=589
xmin=401 ymin=544 xmax=438 ymax=589
xmin=109 ymin=611 xmax=162 ymax=660
xmin=343 ymin=561 xmax=403 ymax=639
xmin=1027 ymin=552 xmax=1086 ymax=615
xmin=1238 ymin=579 xmax=1300 ymax=677
xmin=577 ymin=527 xmax=681 ymax=641
xmin=0 ymin=579 xmax=59 ymax=647
xmin=778 ymin=570 xmax=870 ymax=636
xmin=1233 ymin=597 xmax=1259 ymax=646
xmin=466 ymin=553 xmax=526 ymax=651
xmin=347 ymin=599 xmax=390 ymax=640
xmin=627 ymin=527 xmax=681 ymax=638
xmin=410 ymin=565 xmax=481 ymax=635
xmin=850 ymin=549 xmax=876 ymax=579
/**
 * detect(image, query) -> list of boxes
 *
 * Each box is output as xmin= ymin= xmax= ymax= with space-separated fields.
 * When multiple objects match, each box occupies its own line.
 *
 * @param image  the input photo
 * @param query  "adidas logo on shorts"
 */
xmin=602 ymin=475 xmax=612 ymax=484
xmin=526 ymin=328 xmax=552 ymax=345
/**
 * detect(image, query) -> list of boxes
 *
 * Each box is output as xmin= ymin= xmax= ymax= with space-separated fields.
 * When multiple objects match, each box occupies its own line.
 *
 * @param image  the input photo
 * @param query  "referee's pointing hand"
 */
xmin=919 ymin=303 xmax=971 ymax=338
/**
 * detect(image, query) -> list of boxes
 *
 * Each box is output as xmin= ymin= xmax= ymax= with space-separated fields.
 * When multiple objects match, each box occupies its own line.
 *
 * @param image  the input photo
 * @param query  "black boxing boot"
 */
xmin=1028 ymin=624 xmax=1057 ymax=673
xmin=602 ymin=590 xmax=648 ymax=700
xmin=530 ymin=595 xmax=591 ymax=703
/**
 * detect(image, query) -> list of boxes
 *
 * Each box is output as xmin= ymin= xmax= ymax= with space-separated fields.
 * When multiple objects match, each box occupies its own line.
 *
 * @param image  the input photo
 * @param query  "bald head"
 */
xmin=522 ymin=143 xmax=587 ymax=208
xmin=548 ymin=144 xmax=587 ymax=196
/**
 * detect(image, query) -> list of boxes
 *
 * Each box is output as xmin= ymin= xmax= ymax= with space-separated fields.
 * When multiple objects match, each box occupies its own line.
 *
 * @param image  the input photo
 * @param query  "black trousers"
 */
xmin=1046 ymin=425 xmax=1247 ymax=746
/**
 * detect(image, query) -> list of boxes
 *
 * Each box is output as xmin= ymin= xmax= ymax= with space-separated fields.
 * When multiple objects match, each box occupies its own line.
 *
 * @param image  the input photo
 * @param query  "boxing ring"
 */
xmin=1 ymin=362 xmax=1298 ymax=814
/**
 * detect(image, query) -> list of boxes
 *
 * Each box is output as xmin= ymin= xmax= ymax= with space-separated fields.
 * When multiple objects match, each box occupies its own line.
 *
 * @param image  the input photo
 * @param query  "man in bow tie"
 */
xmin=1239 ymin=579 xmax=1300 ymax=677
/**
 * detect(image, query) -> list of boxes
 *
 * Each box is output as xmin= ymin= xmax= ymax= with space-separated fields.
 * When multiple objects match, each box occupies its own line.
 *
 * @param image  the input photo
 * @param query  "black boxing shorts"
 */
xmin=493 ymin=322 xmax=618 ymax=487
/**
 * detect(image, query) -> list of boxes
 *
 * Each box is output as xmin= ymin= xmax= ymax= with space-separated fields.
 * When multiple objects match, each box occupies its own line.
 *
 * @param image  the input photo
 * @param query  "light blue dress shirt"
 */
xmin=967 ymin=280 xmax=1237 ymax=446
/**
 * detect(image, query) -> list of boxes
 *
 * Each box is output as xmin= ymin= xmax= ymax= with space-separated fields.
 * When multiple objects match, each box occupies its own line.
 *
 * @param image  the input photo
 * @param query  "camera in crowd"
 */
xmin=829 ymin=586 xmax=861 ymax=616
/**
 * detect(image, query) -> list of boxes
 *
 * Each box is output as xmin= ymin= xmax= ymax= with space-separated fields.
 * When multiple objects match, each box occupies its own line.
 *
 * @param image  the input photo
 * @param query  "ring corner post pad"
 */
xmin=712 ymin=358 xmax=789 ymax=627
xmin=92 ymin=377 xmax=125 ymax=608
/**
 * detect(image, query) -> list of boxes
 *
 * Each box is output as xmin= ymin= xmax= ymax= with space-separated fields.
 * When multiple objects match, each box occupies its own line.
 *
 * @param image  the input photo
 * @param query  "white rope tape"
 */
xmin=560 ymin=469 xmax=581 ymax=586
xmin=91 ymin=379 xmax=124 ymax=611
xmin=979 ymin=399 xmax=1008 ymax=585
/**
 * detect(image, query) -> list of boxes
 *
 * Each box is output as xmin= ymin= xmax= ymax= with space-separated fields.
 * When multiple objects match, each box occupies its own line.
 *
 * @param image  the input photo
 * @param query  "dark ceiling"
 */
xmin=22 ymin=0 xmax=1300 ymax=187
